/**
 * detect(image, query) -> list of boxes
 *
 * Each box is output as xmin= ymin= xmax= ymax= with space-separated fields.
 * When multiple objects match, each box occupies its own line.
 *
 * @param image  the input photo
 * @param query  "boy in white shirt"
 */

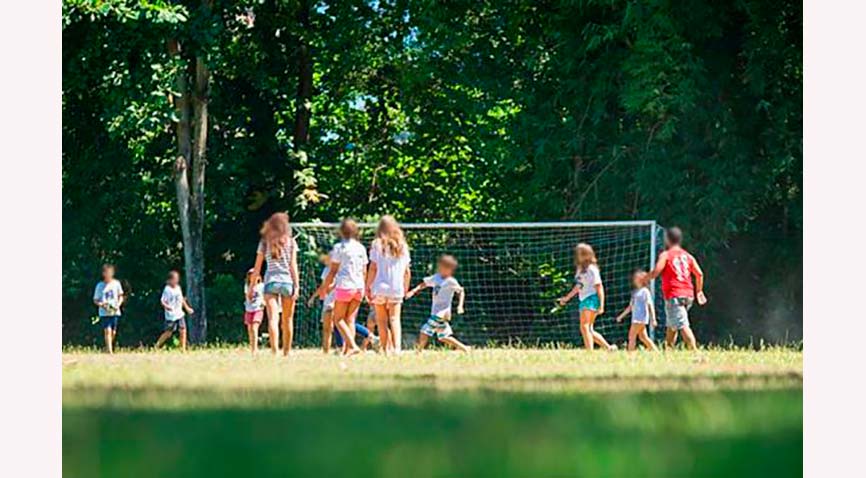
xmin=93 ymin=264 xmax=124 ymax=354
xmin=155 ymin=270 xmax=194 ymax=351
xmin=405 ymin=255 xmax=470 ymax=352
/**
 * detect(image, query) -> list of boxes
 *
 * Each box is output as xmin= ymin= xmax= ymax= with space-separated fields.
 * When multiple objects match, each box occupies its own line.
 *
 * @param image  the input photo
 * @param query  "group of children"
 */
xmin=93 ymin=214 xmax=706 ymax=355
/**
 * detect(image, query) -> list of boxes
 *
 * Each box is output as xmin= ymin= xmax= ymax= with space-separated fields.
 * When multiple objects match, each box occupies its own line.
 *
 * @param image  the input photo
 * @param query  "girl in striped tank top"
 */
xmin=251 ymin=212 xmax=299 ymax=355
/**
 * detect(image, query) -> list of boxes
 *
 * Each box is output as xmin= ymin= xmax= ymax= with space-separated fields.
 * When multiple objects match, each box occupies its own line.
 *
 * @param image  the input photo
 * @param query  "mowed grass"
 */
xmin=63 ymin=347 xmax=802 ymax=477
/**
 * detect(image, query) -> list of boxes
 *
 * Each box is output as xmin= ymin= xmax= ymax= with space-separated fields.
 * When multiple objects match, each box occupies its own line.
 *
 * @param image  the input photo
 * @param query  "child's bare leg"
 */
xmin=389 ymin=303 xmax=402 ymax=352
xmin=638 ymin=326 xmax=657 ymax=351
xmin=680 ymin=326 xmax=698 ymax=350
xmin=416 ymin=333 xmax=430 ymax=351
xmin=179 ymin=327 xmax=188 ymax=351
xmin=265 ymin=295 xmax=280 ymax=354
xmin=579 ymin=314 xmax=594 ymax=350
xmin=155 ymin=330 xmax=173 ymax=348
xmin=374 ymin=304 xmax=391 ymax=354
xmin=333 ymin=301 xmax=361 ymax=354
xmin=627 ymin=324 xmax=639 ymax=351
xmin=281 ymin=296 xmax=296 ymax=355
xmin=103 ymin=328 xmax=114 ymax=354
xmin=590 ymin=327 xmax=613 ymax=350
xmin=247 ymin=324 xmax=255 ymax=352
xmin=665 ymin=328 xmax=678 ymax=349
xmin=439 ymin=336 xmax=470 ymax=352
xmin=322 ymin=309 xmax=334 ymax=354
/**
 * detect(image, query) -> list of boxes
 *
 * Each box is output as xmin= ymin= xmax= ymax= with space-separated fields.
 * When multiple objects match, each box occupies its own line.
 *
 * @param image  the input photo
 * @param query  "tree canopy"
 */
xmin=62 ymin=0 xmax=802 ymax=346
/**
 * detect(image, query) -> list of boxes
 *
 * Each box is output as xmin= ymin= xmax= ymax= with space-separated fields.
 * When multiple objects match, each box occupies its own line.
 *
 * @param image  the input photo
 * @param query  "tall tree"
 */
xmin=170 ymin=0 xmax=212 ymax=342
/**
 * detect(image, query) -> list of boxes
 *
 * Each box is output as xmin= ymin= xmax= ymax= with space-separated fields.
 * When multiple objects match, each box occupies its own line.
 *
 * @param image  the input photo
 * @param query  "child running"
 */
xmin=558 ymin=243 xmax=616 ymax=351
xmin=243 ymin=269 xmax=265 ymax=353
xmin=250 ymin=212 xmax=299 ymax=356
xmin=406 ymin=254 xmax=470 ymax=352
xmin=156 ymin=270 xmax=194 ymax=351
xmin=366 ymin=215 xmax=411 ymax=354
xmin=615 ymin=270 xmax=658 ymax=351
xmin=646 ymin=227 xmax=706 ymax=350
xmin=318 ymin=219 xmax=368 ymax=356
xmin=308 ymin=251 xmax=338 ymax=353
xmin=92 ymin=264 xmax=124 ymax=354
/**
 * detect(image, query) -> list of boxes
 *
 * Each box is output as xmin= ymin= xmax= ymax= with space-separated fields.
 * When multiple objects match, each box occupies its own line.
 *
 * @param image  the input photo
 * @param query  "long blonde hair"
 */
xmin=260 ymin=212 xmax=292 ymax=259
xmin=375 ymin=215 xmax=405 ymax=257
xmin=575 ymin=243 xmax=597 ymax=272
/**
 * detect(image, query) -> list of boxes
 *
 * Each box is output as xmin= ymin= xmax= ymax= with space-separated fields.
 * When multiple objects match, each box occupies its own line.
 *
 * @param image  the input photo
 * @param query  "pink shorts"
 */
xmin=334 ymin=288 xmax=363 ymax=302
xmin=244 ymin=310 xmax=263 ymax=326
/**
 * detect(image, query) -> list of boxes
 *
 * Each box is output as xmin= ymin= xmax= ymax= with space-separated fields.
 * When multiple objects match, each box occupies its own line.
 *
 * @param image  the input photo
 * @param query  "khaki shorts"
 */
xmin=664 ymin=297 xmax=693 ymax=330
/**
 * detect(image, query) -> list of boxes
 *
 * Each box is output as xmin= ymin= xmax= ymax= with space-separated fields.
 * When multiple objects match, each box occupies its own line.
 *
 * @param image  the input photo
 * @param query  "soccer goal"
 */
xmin=293 ymin=221 xmax=664 ymax=347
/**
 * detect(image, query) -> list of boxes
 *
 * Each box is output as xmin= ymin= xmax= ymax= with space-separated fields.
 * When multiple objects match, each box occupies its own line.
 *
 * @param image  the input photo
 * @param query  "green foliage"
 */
xmin=62 ymin=0 xmax=802 ymax=345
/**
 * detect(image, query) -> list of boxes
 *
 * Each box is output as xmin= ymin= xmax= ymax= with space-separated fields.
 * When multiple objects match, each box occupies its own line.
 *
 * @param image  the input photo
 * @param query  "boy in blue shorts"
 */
xmin=93 ymin=264 xmax=124 ymax=354
xmin=405 ymin=255 xmax=470 ymax=352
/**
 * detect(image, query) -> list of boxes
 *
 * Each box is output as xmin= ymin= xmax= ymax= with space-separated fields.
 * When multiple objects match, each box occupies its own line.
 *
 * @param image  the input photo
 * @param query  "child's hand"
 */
xmin=597 ymin=306 xmax=604 ymax=315
xmin=457 ymin=305 xmax=465 ymax=315
xmin=651 ymin=319 xmax=658 ymax=328
xmin=557 ymin=297 xmax=568 ymax=306
xmin=306 ymin=296 xmax=317 ymax=308
xmin=615 ymin=315 xmax=623 ymax=323
xmin=406 ymin=290 xmax=416 ymax=299
xmin=696 ymin=291 xmax=707 ymax=306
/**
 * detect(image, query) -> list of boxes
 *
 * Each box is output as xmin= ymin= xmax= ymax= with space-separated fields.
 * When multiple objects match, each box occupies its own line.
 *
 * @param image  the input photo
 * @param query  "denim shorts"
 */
xmin=264 ymin=281 xmax=294 ymax=297
xmin=100 ymin=315 xmax=120 ymax=330
xmin=163 ymin=318 xmax=186 ymax=332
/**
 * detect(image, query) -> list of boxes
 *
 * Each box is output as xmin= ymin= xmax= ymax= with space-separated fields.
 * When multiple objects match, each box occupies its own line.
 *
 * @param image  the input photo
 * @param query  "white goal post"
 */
xmin=292 ymin=221 xmax=663 ymax=347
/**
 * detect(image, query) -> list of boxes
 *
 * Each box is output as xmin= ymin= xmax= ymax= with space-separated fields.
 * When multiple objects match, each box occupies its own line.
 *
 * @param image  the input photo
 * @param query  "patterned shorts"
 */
xmin=420 ymin=315 xmax=453 ymax=339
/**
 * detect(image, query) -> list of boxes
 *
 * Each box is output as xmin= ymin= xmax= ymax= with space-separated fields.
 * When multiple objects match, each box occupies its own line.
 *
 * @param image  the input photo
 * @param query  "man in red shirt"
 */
xmin=647 ymin=227 xmax=707 ymax=350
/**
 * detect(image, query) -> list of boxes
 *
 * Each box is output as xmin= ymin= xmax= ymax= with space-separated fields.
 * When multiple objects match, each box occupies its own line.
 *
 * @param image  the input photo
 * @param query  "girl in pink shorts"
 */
xmin=243 ymin=269 xmax=265 ymax=353
xmin=318 ymin=218 xmax=368 ymax=356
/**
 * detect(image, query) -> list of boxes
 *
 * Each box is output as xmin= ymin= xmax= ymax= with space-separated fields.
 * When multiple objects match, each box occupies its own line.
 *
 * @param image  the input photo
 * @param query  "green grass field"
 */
xmin=63 ymin=347 xmax=802 ymax=477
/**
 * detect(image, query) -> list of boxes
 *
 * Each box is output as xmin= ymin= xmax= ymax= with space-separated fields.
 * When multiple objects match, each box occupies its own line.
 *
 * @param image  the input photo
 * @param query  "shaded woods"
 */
xmin=62 ymin=0 xmax=801 ymax=346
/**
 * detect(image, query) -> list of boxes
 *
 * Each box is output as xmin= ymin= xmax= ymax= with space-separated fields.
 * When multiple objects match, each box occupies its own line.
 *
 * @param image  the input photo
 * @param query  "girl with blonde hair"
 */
xmin=365 ymin=215 xmax=411 ymax=354
xmin=557 ymin=243 xmax=615 ymax=351
xmin=250 ymin=212 xmax=299 ymax=355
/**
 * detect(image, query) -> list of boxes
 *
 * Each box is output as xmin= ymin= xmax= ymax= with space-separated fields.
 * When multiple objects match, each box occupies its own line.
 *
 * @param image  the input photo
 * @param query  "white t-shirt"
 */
xmin=244 ymin=282 xmax=265 ymax=312
xmin=320 ymin=266 xmax=336 ymax=309
xmin=93 ymin=279 xmax=124 ymax=317
xmin=329 ymin=239 xmax=368 ymax=290
xmin=575 ymin=264 xmax=603 ymax=301
xmin=161 ymin=284 xmax=185 ymax=321
xmin=423 ymin=273 xmax=462 ymax=318
xmin=369 ymin=239 xmax=411 ymax=298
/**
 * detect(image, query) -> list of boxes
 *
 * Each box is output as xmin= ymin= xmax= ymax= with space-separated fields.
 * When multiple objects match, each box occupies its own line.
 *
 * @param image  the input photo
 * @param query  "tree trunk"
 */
xmin=293 ymin=0 xmax=312 ymax=151
xmin=168 ymin=0 xmax=211 ymax=342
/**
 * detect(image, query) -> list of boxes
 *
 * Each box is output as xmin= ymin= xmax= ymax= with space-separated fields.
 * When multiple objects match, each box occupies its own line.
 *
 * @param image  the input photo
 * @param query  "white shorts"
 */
xmin=370 ymin=295 xmax=403 ymax=305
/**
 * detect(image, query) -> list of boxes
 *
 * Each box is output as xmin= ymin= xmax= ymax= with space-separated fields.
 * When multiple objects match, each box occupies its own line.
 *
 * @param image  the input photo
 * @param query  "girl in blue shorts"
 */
xmin=557 ymin=243 xmax=615 ymax=351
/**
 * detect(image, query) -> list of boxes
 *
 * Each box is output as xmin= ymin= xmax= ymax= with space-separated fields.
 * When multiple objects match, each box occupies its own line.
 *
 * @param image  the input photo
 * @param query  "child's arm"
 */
xmin=691 ymin=257 xmax=706 ymax=305
xmin=250 ymin=252 xmax=264 ymax=285
xmin=290 ymin=241 xmax=300 ymax=300
xmin=405 ymin=282 xmax=428 ymax=299
xmin=615 ymin=304 xmax=632 ymax=323
xmin=596 ymin=283 xmax=605 ymax=315
xmin=558 ymin=285 xmax=581 ymax=306
xmin=365 ymin=262 xmax=378 ymax=300
xmin=318 ymin=263 xmax=339 ymax=299
xmin=403 ymin=265 xmax=412 ymax=297
xmin=456 ymin=286 xmax=466 ymax=314
xmin=160 ymin=297 xmax=172 ymax=311
xmin=183 ymin=297 xmax=195 ymax=314
xmin=648 ymin=296 xmax=657 ymax=328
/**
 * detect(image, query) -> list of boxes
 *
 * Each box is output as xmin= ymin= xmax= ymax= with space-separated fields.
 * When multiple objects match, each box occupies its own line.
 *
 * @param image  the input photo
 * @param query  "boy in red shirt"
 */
xmin=647 ymin=227 xmax=707 ymax=350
